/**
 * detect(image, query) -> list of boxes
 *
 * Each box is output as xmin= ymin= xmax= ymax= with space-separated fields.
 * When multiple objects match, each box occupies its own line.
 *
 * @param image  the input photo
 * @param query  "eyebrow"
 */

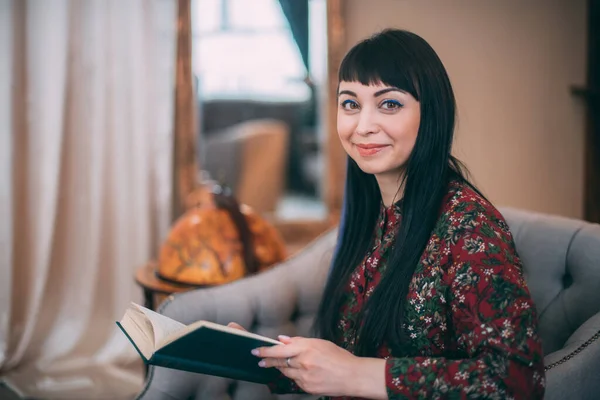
xmin=338 ymin=87 xmax=406 ymax=98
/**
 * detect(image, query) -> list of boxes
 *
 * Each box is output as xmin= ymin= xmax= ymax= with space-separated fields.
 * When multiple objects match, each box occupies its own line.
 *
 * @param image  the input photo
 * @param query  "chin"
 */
xmin=352 ymin=154 xmax=406 ymax=177
xmin=353 ymin=159 xmax=392 ymax=175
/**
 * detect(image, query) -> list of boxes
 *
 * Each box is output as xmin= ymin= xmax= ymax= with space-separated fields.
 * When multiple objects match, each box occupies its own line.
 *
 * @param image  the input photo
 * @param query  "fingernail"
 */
xmin=258 ymin=360 xmax=265 ymax=367
xmin=278 ymin=335 xmax=290 ymax=340
xmin=251 ymin=349 xmax=259 ymax=356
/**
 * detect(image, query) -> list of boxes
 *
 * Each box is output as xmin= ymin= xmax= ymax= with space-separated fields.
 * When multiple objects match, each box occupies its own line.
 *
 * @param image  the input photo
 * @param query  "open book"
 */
xmin=117 ymin=302 xmax=282 ymax=384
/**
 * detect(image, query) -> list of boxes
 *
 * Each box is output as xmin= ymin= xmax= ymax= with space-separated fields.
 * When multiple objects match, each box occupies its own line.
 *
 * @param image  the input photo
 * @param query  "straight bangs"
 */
xmin=338 ymin=33 xmax=421 ymax=101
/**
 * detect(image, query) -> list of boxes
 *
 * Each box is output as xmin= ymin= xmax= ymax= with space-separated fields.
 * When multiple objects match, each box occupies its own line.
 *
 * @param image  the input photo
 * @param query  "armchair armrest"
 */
xmin=543 ymin=311 xmax=600 ymax=400
xmin=135 ymin=228 xmax=338 ymax=400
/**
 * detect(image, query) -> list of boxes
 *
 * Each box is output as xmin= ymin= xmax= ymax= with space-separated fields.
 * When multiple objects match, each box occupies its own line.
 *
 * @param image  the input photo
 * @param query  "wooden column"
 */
xmin=324 ymin=0 xmax=346 ymax=222
xmin=172 ymin=0 xmax=198 ymax=220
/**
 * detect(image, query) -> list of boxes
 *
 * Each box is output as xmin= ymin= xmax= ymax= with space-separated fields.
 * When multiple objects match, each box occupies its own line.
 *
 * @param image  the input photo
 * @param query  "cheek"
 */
xmin=336 ymin=114 xmax=355 ymax=142
xmin=386 ymin=114 xmax=420 ymax=149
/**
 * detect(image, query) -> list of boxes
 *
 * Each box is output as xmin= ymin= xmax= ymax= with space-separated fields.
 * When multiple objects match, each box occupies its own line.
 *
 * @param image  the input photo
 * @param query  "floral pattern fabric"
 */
xmin=271 ymin=181 xmax=545 ymax=399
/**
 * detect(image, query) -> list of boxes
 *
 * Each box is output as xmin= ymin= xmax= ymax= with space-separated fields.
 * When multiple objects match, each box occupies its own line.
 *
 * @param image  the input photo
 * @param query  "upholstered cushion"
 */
xmin=543 ymin=311 xmax=600 ymax=399
xmin=501 ymin=207 xmax=600 ymax=355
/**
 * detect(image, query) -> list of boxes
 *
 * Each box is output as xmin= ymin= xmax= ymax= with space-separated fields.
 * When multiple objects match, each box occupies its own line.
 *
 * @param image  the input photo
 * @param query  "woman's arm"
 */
xmin=382 ymin=205 xmax=545 ymax=399
xmin=259 ymin=338 xmax=388 ymax=398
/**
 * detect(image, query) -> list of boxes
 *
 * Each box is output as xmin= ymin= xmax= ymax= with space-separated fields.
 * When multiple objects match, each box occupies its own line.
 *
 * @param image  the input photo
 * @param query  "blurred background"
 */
xmin=1 ymin=0 xmax=598 ymax=399
xmin=192 ymin=0 xmax=328 ymax=221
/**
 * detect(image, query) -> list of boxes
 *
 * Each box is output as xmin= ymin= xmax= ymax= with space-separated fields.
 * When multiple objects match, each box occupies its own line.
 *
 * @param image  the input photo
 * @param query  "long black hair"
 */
xmin=314 ymin=29 xmax=474 ymax=356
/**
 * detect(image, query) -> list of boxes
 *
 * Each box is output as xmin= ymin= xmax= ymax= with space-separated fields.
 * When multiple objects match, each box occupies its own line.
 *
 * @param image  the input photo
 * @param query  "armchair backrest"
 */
xmin=500 ymin=207 xmax=600 ymax=355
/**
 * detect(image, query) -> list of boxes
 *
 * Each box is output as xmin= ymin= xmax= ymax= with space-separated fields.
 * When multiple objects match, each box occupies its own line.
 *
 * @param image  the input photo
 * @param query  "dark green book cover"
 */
xmin=117 ymin=321 xmax=281 ymax=384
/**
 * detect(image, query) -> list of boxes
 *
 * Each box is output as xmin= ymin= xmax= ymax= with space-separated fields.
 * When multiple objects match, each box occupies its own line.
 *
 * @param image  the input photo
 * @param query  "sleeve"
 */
xmin=267 ymin=372 xmax=305 ymax=394
xmin=385 ymin=205 xmax=546 ymax=399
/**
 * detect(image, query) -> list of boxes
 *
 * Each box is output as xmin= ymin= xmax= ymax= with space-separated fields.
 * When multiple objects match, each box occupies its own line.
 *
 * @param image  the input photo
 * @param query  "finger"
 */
xmin=277 ymin=335 xmax=293 ymax=344
xmin=227 ymin=322 xmax=247 ymax=331
xmin=253 ymin=343 xmax=300 ymax=359
xmin=253 ymin=336 xmax=306 ymax=358
xmin=258 ymin=357 xmax=290 ymax=369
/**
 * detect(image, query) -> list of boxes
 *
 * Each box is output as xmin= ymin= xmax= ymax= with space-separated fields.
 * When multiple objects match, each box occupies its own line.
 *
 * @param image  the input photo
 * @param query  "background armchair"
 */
xmin=202 ymin=119 xmax=290 ymax=214
xmin=136 ymin=208 xmax=600 ymax=400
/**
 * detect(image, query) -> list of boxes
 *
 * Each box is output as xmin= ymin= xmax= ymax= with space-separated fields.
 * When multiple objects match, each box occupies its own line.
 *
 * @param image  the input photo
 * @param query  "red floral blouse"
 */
xmin=271 ymin=180 xmax=545 ymax=399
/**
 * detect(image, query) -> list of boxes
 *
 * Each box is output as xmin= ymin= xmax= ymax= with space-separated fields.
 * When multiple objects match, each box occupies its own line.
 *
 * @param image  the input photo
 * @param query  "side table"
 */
xmin=134 ymin=262 xmax=193 ymax=310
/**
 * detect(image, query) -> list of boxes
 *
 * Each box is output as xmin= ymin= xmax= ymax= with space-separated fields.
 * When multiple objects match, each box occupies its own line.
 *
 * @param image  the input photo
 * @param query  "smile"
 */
xmin=355 ymin=143 xmax=390 ymax=157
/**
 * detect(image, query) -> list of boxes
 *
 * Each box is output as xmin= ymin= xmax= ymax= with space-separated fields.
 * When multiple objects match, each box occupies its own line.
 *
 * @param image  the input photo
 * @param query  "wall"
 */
xmin=343 ymin=0 xmax=587 ymax=218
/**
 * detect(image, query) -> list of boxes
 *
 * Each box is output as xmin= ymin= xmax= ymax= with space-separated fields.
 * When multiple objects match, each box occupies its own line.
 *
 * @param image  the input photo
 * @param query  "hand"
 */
xmin=252 ymin=336 xmax=385 ymax=398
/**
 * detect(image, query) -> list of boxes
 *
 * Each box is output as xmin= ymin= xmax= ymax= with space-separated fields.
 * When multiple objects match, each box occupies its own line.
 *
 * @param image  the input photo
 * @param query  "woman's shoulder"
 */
xmin=443 ymin=180 xmax=500 ymax=217
xmin=437 ymin=180 xmax=527 ymax=290
xmin=439 ymin=179 xmax=513 ymax=241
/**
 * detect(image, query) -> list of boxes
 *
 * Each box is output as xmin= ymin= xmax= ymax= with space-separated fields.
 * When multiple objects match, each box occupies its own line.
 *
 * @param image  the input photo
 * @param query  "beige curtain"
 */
xmin=0 ymin=0 xmax=177 ymax=398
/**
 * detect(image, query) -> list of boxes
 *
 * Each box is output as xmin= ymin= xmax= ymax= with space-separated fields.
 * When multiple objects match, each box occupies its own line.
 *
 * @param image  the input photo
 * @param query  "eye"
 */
xmin=380 ymin=99 xmax=403 ymax=110
xmin=340 ymin=99 xmax=360 ymax=111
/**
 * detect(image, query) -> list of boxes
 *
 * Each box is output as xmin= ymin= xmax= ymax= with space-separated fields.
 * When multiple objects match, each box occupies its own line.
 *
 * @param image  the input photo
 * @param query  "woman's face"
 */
xmin=337 ymin=81 xmax=421 ymax=180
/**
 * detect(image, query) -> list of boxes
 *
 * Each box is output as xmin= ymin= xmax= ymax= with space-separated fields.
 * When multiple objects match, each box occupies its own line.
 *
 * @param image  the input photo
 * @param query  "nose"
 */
xmin=355 ymin=109 xmax=378 ymax=136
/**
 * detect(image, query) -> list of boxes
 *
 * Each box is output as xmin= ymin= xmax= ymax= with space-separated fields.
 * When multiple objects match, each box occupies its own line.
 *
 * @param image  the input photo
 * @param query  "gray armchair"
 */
xmin=136 ymin=208 xmax=600 ymax=400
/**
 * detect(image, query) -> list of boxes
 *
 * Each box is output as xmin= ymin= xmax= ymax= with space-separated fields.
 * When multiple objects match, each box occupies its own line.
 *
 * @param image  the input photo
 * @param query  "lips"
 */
xmin=355 ymin=143 xmax=390 ymax=157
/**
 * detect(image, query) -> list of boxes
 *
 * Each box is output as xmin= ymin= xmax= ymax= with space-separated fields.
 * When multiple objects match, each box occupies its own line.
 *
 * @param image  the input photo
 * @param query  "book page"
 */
xmin=119 ymin=311 xmax=155 ymax=359
xmin=130 ymin=303 xmax=186 ymax=349
xmin=158 ymin=319 xmax=283 ymax=350
xmin=193 ymin=320 xmax=282 ymax=346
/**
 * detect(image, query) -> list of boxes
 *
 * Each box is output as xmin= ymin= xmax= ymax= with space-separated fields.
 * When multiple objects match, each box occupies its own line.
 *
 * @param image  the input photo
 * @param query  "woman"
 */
xmin=233 ymin=29 xmax=545 ymax=399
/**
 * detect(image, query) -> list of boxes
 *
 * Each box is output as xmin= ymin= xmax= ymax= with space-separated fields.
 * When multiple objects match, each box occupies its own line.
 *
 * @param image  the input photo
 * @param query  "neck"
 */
xmin=375 ymin=170 xmax=405 ymax=207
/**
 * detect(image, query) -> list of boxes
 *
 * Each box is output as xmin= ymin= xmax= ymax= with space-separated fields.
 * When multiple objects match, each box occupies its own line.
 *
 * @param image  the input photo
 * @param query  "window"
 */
xmin=192 ymin=0 xmax=310 ymax=102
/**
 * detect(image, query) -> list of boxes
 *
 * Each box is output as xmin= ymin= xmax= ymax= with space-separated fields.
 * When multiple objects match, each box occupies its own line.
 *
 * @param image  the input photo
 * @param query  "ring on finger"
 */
xmin=286 ymin=357 xmax=292 ymax=368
